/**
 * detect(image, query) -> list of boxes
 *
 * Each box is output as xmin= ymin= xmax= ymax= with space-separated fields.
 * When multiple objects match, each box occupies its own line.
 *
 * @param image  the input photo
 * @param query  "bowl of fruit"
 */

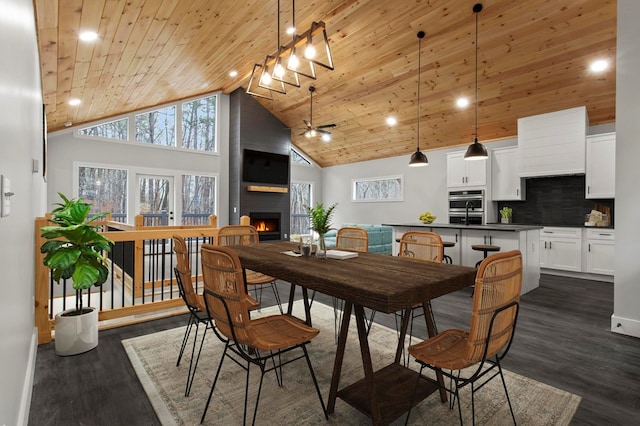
xmin=419 ymin=211 xmax=436 ymax=224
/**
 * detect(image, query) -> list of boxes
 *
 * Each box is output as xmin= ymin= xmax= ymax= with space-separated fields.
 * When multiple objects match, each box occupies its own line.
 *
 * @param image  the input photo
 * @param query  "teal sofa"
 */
xmin=324 ymin=224 xmax=393 ymax=255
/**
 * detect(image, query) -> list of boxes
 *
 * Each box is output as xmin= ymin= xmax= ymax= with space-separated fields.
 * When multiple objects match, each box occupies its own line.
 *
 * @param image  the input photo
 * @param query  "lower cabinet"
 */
xmin=461 ymin=230 xmax=520 ymax=267
xmin=584 ymin=229 xmax=615 ymax=275
xmin=539 ymin=227 xmax=615 ymax=276
xmin=540 ymin=227 xmax=582 ymax=272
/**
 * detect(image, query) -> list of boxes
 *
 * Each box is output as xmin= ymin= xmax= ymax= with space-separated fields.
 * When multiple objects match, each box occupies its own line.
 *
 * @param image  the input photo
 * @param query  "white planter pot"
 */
xmin=54 ymin=307 xmax=98 ymax=356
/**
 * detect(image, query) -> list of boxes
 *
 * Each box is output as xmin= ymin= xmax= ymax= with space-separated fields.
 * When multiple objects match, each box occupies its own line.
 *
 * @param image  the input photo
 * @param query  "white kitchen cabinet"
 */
xmin=540 ymin=227 xmax=582 ymax=272
xmin=447 ymin=151 xmax=487 ymax=188
xmin=584 ymin=228 xmax=615 ymax=275
xmin=586 ymin=132 xmax=616 ymax=199
xmin=518 ymin=106 xmax=588 ymax=177
xmin=461 ymin=230 xmax=520 ymax=267
xmin=491 ymin=146 xmax=525 ymax=200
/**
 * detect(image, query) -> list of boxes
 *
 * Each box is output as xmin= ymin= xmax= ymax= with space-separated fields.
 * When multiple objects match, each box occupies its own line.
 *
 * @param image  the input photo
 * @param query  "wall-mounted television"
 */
xmin=242 ymin=149 xmax=290 ymax=185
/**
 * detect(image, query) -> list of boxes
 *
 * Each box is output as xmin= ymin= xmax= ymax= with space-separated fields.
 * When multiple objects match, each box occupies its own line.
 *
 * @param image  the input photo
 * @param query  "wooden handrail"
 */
xmin=34 ymin=215 xmax=221 ymax=344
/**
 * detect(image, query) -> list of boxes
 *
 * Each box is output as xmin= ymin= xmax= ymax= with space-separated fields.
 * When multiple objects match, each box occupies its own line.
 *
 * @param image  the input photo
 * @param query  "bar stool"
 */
xmin=471 ymin=244 xmax=501 ymax=268
xmin=442 ymin=241 xmax=456 ymax=264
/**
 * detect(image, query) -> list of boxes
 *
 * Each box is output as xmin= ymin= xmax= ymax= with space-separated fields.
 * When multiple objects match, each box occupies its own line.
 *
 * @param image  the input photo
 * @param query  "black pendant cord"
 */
xmin=474 ymin=3 xmax=482 ymax=143
xmin=416 ymin=31 xmax=425 ymax=152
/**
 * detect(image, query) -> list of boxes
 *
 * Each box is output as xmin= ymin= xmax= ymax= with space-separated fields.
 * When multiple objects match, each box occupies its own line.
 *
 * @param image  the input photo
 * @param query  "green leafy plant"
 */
xmin=500 ymin=206 xmax=513 ymax=218
xmin=40 ymin=193 xmax=114 ymax=314
xmin=306 ymin=202 xmax=337 ymax=234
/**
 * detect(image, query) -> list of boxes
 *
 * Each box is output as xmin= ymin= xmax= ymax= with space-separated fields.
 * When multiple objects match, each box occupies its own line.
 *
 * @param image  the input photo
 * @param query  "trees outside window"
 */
xmin=78 ymin=166 xmax=128 ymax=222
xmin=353 ymin=176 xmax=403 ymax=201
xmin=78 ymin=118 xmax=128 ymax=140
xmin=182 ymin=175 xmax=216 ymax=225
xmin=182 ymin=96 xmax=216 ymax=152
xmin=291 ymin=182 xmax=312 ymax=235
xmin=135 ymin=106 xmax=176 ymax=146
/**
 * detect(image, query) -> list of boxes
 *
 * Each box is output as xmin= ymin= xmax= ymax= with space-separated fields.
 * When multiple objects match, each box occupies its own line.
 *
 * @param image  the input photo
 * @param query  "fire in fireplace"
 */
xmin=249 ymin=212 xmax=281 ymax=241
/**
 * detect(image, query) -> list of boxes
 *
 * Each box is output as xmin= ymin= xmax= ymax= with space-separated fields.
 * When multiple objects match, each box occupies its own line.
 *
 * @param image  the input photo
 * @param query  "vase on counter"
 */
xmin=316 ymin=232 xmax=327 ymax=259
xmin=501 ymin=217 xmax=512 ymax=224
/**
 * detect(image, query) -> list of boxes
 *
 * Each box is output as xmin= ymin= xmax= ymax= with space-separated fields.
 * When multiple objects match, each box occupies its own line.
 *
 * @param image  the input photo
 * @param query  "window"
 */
xmin=291 ymin=148 xmax=311 ymax=165
xmin=353 ymin=175 xmax=403 ymax=202
xmin=78 ymin=166 xmax=128 ymax=222
xmin=78 ymin=118 xmax=128 ymax=140
xmin=135 ymin=106 xmax=176 ymax=146
xmin=290 ymin=182 xmax=312 ymax=235
xmin=182 ymin=95 xmax=216 ymax=152
xmin=182 ymin=175 xmax=217 ymax=225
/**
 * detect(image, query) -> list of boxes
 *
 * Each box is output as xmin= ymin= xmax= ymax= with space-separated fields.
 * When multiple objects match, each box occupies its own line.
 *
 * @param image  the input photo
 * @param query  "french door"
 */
xmin=137 ymin=174 xmax=174 ymax=226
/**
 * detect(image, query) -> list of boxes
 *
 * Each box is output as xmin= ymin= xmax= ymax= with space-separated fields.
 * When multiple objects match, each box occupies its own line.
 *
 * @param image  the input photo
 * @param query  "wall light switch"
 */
xmin=1 ymin=175 xmax=13 ymax=217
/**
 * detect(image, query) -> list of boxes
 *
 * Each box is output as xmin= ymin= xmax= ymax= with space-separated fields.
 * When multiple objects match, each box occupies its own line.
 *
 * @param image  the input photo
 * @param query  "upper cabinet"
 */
xmin=586 ymin=132 xmax=616 ymax=199
xmin=491 ymin=146 xmax=525 ymax=200
xmin=518 ymin=106 xmax=588 ymax=177
xmin=447 ymin=151 xmax=487 ymax=188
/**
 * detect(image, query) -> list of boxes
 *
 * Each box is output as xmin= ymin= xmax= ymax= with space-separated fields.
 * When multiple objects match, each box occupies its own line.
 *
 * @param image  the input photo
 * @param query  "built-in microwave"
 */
xmin=448 ymin=189 xmax=484 ymax=224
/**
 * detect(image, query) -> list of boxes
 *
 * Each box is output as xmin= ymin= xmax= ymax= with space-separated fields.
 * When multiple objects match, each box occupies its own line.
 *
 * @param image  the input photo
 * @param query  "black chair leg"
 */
xmin=302 ymin=345 xmax=329 ymax=419
xmin=177 ymin=315 xmax=195 ymax=366
xmin=185 ymin=324 xmax=208 ymax=396
xmin=201 ymin=344 xmax=229 ymax=424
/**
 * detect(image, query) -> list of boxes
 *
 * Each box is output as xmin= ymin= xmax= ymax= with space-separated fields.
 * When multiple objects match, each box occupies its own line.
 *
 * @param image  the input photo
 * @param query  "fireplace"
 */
xmin=250 ymin=212 xmax=281 ymax=241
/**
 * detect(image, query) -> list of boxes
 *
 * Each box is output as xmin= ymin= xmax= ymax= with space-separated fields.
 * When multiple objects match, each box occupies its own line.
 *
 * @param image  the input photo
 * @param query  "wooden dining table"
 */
xmin=229 ymin=241 xmax=477 ymax=425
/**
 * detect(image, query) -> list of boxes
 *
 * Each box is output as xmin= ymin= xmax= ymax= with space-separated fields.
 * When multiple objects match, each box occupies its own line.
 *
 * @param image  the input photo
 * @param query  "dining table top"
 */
xmin=229 ymin=241 xmax=477 ymax=314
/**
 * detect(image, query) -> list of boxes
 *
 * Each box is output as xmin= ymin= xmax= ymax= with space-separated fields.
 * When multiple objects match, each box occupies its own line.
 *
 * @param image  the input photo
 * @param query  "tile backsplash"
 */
xmin=496 ymin=175 xmax=614 ymax=227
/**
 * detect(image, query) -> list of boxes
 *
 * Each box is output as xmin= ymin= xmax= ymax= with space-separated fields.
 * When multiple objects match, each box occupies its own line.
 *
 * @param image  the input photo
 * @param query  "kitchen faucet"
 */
xmin=465 ymin=200 xmax=474 ymax=225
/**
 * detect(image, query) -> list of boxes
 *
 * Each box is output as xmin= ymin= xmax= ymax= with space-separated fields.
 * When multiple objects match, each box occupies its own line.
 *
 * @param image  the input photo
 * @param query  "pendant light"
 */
xmin=409 ymin=30 xmax=428 ymax=167
xmin=464 ymin=3 xmax=488 ymax=160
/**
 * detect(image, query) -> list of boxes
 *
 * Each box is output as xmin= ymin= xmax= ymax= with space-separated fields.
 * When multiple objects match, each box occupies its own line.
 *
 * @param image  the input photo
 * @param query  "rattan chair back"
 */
xmin=173 ymin=235 xmax=204 ymax=311
xmin=398 ymin=231 xmax=443 ymax=263
xmin=217 ymin=225 xmax=259 ymax=247
xmin=336 ymin=226 xmax=369 ymax=252
xmin=201 ymin=244 xmax=258 ymax=346
xmin=467 ymin=250 xmax=523 ymax=364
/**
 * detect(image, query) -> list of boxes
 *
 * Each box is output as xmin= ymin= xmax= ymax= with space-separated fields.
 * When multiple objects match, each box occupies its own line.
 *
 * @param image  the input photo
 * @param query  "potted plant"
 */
xmin=307 ymin=202 xmax=337 ymax=258
xmin=500 ymin=206 xmax=513 ymax=224
xmin=40 ymin=193 xmax=113 ymax=355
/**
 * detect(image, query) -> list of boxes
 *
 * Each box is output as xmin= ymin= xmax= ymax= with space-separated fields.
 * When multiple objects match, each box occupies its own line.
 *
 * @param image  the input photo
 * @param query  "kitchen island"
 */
xmin=383 ymin=223 xmax=541 ymax=294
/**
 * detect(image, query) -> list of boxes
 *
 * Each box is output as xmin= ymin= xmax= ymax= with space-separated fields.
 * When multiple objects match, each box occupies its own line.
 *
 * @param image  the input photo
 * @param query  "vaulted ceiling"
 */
xmin=35 ymin=0 xmax=616 ymax=167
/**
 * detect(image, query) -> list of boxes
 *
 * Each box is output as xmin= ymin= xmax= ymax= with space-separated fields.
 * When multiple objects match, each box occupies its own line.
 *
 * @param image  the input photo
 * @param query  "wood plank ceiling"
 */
xmin=35 ymin=0 xmax=616 ymax=167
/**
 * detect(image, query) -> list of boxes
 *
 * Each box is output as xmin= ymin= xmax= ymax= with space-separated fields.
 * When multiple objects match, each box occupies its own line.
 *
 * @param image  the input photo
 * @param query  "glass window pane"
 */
xmin=182 ymin=175 xmax=216 ymax=225
xmin=290 ymin=182 xmax=312 ymax=235
xmin=353 ymin=176 xmax=403 ymax=201
xmin=78 ymin=166 xmax=128 ymax=222
xmin=182 ymin=96 xmax=216 ymax=152
xmin=78 ymin=118 xmax=128 ymax=140
xmin=135 ymin=106 xmax=176 ymax=146
xmin=291 ymin=149 xmax=311 ymax=165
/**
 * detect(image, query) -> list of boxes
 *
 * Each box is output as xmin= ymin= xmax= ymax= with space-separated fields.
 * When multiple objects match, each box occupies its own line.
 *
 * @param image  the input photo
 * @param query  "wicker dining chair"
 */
xmin=216 ymin=225 xmax=283 ymax=314
xmin=396 ymin=230 xmax=444 ymax=364
xmin=172 ymin=235 xmax=211 ymax=397
xmin=330 ymin=227 xmax=371 ymax=341
xmin=405 ymin=250 xmax=523 ymax=426
xmin=199 ymin=244 xmax=328 ymax=425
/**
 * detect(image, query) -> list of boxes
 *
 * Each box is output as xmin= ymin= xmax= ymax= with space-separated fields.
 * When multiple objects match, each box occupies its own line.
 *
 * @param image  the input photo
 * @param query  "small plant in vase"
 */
xmin=307 ymin=202 xmax=337 ymax=258
xmin=500 ymin=207 xmax=513 ymax=224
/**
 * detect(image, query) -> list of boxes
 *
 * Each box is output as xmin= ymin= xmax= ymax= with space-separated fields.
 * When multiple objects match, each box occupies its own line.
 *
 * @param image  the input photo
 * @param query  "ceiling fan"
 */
xmin=300 ymin=86 xmax=336 ymax=142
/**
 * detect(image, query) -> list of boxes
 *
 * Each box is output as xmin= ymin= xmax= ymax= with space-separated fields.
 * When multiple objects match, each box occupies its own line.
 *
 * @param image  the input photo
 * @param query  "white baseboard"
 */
xmin=540 ymin=268 xmax=613 ymax=283
xmin=17 ymin=328 xmax=37 ymax=426
xmin=611 ymin=314 xmax=640 ymax=339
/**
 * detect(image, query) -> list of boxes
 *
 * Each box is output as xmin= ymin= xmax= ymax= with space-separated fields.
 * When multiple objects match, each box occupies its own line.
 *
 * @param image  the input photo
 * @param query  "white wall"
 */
xmin=321 ymin=139 xmax=516 ymax=227
xmin=0 ymin=0 xmax=45 ymax=423
xmin=613 ymin=0 xmax=640 ymax=338
xmin=46 ymin=95 xmax=231 ymax=226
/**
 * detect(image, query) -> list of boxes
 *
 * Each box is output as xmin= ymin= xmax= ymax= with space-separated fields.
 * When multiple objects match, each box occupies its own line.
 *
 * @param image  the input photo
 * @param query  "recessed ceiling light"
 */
xmin=68 ymin=99 xmax=81 ymax=106
xmin=286 ymin=27 xmax=296 ymax=35
xmin=590 ymin=59 xmax=609 ymax=72
xmin=386 ymin=116 xmax=397 ymax=126
xmin=456 ymin=97 xmax=470 ymax=108
xmin=79 ymin=31 xmax=98 ymax=42
xmin=321 ymin=133 xmax=331 ymax=142
xmin=229 ymin=70 xmax=238 ymax=77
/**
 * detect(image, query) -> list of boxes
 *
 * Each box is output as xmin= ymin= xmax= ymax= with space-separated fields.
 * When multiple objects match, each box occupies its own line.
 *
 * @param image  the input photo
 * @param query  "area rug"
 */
xmin=123 ymin=302 xmax=581 ymax=425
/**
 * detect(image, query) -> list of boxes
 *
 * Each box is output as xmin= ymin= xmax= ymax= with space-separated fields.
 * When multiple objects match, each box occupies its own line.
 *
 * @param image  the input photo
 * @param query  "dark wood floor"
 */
xmin=29 ymin=274 xmax=640 ymax=425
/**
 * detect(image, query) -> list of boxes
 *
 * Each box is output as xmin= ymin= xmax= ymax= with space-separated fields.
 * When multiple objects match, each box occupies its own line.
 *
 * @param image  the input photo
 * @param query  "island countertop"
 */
xmin=382 ymin=223 xmax=543 ymax=232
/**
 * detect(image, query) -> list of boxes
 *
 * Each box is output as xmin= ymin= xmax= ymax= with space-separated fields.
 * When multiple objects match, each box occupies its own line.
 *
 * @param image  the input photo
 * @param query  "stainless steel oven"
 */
xmin=448 ymin=190 xmax=484 ymax=225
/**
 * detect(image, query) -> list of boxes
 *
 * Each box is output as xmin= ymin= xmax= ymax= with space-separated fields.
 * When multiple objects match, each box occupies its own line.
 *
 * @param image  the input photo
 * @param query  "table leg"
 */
xmin=422 ymin=301 xmax=447 ymax=403
xmin=286 ymin=283 xmax=296 ymax=316
xmin=395 ymin=308 xmax=412 ymax=364
xmin=301 ymin=287 xmax=312 ymax=326
xmin=327 ymin=301 xmax=352 ymax=415
xmin=354 ymin=304 xmax=382 ymax=425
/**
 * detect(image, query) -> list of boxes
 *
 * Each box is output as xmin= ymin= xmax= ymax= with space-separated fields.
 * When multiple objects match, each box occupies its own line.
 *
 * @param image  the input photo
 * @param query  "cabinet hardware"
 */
xmin=599 ymin=233 xmax=612 ymax=236
xmin=544 ymin=241 xmax=547 ymax=249
xmin=549 ymin=241 xmax=552 ymax=249
xmin=588 ymin=243 xmax=591 ymax=252
xmin=543 ymin=231 xmax=553 ymax=234
xmin=516 ymin=188 xmax=519 ymax=196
